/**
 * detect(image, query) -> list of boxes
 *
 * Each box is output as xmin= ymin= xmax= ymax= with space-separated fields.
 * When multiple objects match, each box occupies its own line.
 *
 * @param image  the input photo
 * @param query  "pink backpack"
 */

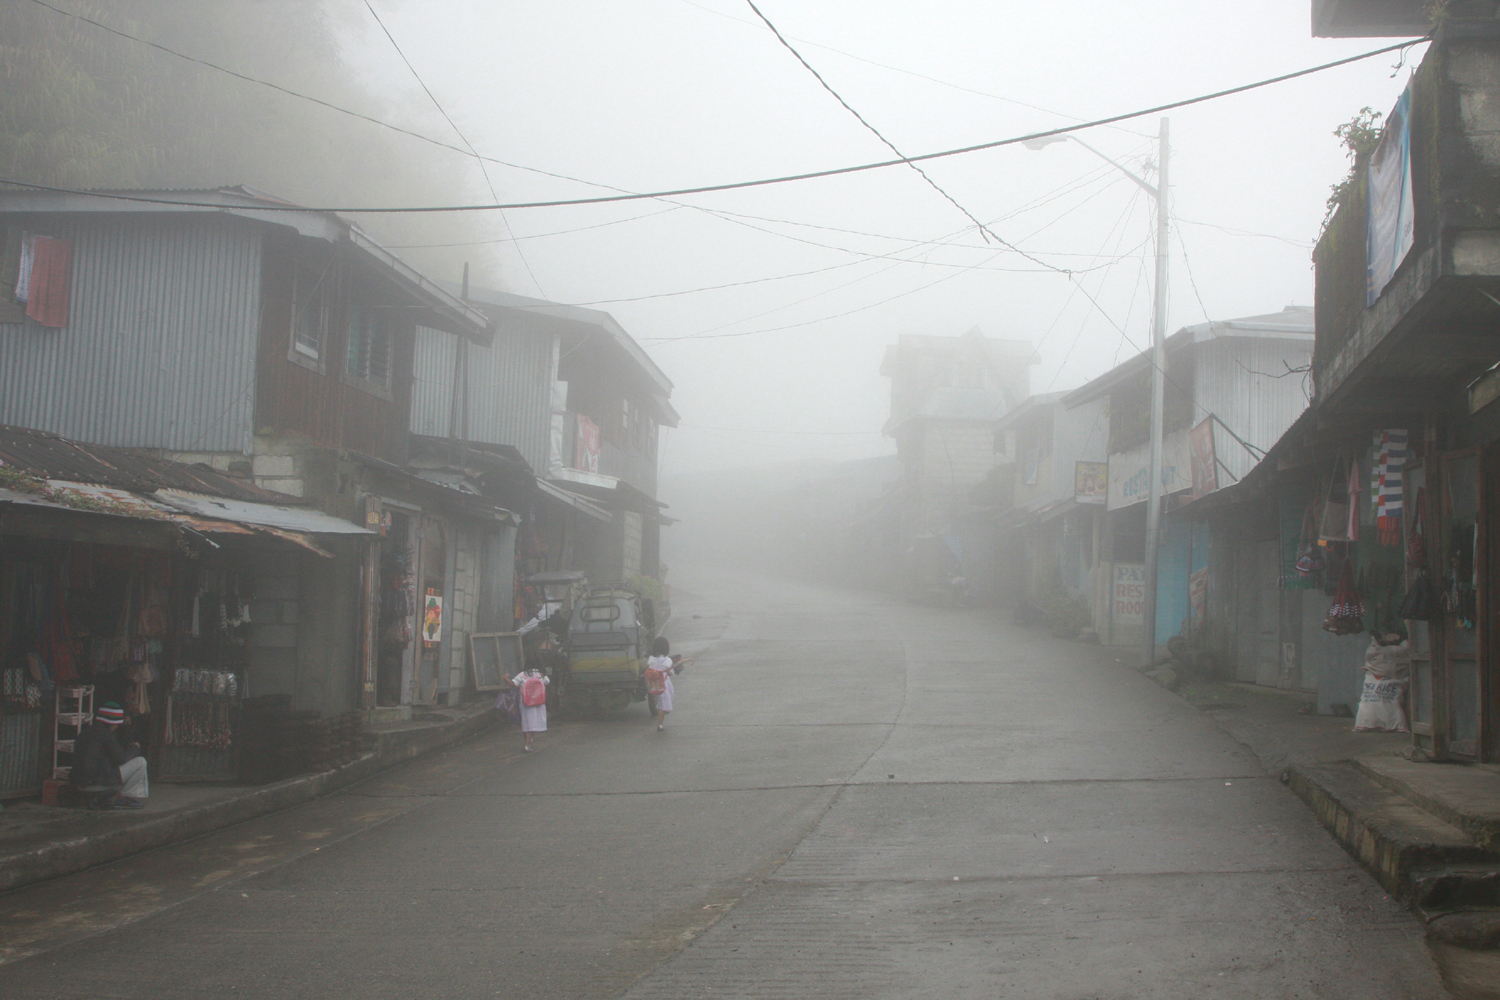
xmin=643 ymin=668 xmax=667 ymax=696
xmin=521 ymin=674 xmax=547 ymax=708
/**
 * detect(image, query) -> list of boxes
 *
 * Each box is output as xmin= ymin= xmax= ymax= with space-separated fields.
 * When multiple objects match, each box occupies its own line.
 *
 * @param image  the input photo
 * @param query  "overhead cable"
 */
xmin=743 ymin=0 xmax=1058 ymax=270
xmin=0 ymin=36 xmax=1425 ymax=215
xmin=360 ymin=0 xmax=548 ymax=295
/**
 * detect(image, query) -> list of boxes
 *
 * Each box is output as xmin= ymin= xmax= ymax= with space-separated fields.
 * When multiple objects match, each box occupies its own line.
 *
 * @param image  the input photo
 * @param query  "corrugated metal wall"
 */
xmin=411 ymin=317 xmax=556 ymax=472
xmin=0 ymin=216 xmax=262 ymax=453
xmin=1194 ymin=338 xmax=1313 ymax=483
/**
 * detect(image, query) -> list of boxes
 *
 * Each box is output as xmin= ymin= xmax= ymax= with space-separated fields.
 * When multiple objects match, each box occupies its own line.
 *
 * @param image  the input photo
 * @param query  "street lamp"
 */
xmin=1028 ymin=118 xmax=1170 ymax=670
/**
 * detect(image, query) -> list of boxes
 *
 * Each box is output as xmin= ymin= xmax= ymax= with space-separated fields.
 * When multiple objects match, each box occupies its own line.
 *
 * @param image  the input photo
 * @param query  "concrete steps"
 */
xmin=1289 ymin=756 xmax=1500 ymax=950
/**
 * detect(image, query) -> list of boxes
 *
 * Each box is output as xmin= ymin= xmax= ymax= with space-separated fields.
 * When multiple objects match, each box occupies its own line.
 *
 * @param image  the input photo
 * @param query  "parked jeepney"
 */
xmin=560 ymin=585 xmax=657 ymax=713
xmin=525 ymin=569 xmax=589 ymax=624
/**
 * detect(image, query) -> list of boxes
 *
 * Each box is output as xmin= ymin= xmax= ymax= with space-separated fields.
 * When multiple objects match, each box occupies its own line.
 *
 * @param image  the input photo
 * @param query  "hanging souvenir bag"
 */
xmin=1397 ymin=570 xmax=1441 ymax=621
xmin=1295 ymin=504 xmax=1325 ymax=577
xmin=1406 ymin=487 xmax=1427 ymax=568
xmin=1322 ymin=560 xmax=1366 ymax=635
xmin=1319 ymin=459 xmax=1350 ymax=541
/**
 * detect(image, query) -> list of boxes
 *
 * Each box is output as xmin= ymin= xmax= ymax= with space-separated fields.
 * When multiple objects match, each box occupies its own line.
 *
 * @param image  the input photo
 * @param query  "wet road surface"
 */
xmin=0 ymin=566 xmax=1449 ymax=998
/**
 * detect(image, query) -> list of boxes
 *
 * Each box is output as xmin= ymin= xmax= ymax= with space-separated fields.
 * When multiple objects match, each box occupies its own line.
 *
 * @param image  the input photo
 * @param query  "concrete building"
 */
xmin=1060 ymin=307 xmax=1315 ymax=648
xmin=880 ymin=327 xmax=1034 ymax=594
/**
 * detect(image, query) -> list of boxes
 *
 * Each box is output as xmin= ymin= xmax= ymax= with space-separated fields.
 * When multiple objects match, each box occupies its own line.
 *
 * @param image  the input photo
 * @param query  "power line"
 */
xmin=384 ymin=206 xmax=685 ymax=248
xmin=1174 ymin=221 xmax=1313 ymax=386
xmin=675 ymin=0 xmax=1152 ymax=139
xmin=1045 ymin=187 xmax=1150 ymax=391
xmin=359 ymin=0 xmax=547 ymax=297
xmin=647 ymin=173 xmax=1146 ymax=336
xmin=743 ymin=0 xmax=1060 ymax=271
xmin=0 ymin=36 xmax=1426 ymax=215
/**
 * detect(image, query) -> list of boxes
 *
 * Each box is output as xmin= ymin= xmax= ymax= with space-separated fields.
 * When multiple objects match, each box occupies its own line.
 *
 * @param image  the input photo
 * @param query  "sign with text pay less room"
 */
xmin=1112 ymin=564 xmax=1146 ymax=626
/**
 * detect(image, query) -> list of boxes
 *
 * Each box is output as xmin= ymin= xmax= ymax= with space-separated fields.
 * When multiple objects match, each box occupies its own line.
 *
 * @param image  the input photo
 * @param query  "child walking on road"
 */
xmin=508 ymin=667 xmax=550 ymax=751
xmin=645 ymin=636 xmax=690 ymax=732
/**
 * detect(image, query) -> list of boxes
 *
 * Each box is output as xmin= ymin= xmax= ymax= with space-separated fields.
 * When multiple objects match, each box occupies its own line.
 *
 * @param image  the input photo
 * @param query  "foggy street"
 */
xmin=0 ymin=566 xmax=1447 ymax=999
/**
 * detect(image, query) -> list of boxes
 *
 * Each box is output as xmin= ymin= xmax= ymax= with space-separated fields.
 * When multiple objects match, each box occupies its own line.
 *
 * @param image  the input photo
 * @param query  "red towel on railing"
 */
xmin=25 ymin=235 xmax=72 ymax=328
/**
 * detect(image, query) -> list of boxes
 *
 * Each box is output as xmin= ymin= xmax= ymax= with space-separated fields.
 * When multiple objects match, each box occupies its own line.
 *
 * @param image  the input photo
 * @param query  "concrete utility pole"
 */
xmin=1026 ymin=117 xmax=1170 ymax=669
xmin=1142 ymin=117 xmax=1170 ymax=672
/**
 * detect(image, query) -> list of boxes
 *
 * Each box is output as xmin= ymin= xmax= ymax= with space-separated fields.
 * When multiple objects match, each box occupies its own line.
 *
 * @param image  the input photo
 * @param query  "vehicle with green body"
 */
xmin=560 ymin=586 xmax=658 ymax=713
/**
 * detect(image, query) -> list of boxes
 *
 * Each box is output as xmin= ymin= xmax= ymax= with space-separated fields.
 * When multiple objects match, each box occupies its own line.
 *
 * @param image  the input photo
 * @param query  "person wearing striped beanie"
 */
xmin=69 ymin=701 xmax=149 ymax=808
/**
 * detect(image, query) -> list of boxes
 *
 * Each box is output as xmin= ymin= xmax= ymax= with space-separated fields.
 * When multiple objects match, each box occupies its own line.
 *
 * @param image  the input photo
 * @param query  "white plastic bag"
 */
xmin=1353 ymin=671 xmax=1408 ymax=732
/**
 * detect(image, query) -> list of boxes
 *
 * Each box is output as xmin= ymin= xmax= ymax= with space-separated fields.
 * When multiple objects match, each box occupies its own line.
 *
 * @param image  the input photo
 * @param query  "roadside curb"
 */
xmin=0 ymin=705 xmax=499 ymax=895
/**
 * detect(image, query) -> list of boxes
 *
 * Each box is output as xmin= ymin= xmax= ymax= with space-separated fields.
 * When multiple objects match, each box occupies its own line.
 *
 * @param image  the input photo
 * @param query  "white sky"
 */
xmin=337 ymin=0 xmax=1423 ymax=475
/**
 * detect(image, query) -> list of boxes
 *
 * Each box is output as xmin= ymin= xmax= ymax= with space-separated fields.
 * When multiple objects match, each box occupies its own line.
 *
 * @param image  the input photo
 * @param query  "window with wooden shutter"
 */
xmin=346 ymin=307 xmax=392 ymax=389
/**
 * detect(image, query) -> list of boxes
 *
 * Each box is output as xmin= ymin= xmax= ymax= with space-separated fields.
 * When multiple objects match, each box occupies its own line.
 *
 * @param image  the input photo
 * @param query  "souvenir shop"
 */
xmin=1274 ymin=419 xmax=1494 ymax=762
xmin=0 ymin=510 xmax=291 ymax=799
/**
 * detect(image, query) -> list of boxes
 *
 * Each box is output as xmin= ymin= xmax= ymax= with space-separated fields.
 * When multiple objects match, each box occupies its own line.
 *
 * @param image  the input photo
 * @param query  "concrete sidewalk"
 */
xmin=0 ymin=702 xmax=499 ymax=894
xmin=1161 ymin=672 xmax=1500 ymax=953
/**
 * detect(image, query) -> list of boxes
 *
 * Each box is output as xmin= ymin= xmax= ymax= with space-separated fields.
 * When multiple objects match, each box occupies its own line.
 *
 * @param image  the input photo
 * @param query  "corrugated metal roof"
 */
xmin=0 ymin=424 xmax=290 ymax=501
xmin=153 ymin=490 xmax=373 ymax=534
xmin=457 ymin=284 xmax=675 ymax=399
xmin=1061 ymin=306 xmax=1314 ymax=408
xmin=0 ymin=186 xmax=488 ymax=340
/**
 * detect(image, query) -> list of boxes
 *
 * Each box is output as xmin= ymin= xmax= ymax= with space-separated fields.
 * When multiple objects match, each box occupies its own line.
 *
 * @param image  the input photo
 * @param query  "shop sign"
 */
xmin=1107 ymin=431 xmax=1192 ymax=510
xmin=1075 ymin=461 xmax=1107 ymax=505
xmin=1189 ymin=417 xmax=1218 ymax=500
xmin=422 ymin=588 xmax=444 ymax=645
xmin=1112 ymin=564 xmax=1146 ymax=626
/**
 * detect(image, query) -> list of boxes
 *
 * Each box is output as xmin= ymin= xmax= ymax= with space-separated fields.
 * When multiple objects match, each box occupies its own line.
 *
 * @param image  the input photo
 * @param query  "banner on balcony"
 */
xmin=575 ymin=414 xmax=600 ymax=474
xmin=1367 ymin=82 xmax=1414 ymax=307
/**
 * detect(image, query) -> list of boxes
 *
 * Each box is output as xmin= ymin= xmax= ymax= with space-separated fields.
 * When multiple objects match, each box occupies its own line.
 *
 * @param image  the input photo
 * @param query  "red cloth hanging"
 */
xmin=25 ymin=236 xmax=72 ymax=328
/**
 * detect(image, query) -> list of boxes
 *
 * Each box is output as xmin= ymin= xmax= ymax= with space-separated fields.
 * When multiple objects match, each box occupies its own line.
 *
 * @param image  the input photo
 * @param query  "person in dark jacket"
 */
xmin=70 ymin=702 xmax=148 ymax=808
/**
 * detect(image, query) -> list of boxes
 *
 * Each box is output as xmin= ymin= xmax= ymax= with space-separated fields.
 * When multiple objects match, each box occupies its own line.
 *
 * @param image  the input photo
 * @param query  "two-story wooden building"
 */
xmin=0 ymin=185 xmax=518 ymax=718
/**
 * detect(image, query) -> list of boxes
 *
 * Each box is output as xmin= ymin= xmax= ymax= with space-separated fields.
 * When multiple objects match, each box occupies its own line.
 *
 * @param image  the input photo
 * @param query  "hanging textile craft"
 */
xmin=1372 ymin=429 xmax=1407 ymax=546
xmin=1322 ymin=560 xmax=1366 ymax=635
xmin=1346 ymin=452 xmax=1362 ymax=542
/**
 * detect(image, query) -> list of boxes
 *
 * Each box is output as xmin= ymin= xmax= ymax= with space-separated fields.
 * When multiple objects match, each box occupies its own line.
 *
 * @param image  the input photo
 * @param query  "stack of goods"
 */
xmin=238 ymin=694 xmax=291 ymax=784
xmin=163 ymin=669 xmax=239 ymax=750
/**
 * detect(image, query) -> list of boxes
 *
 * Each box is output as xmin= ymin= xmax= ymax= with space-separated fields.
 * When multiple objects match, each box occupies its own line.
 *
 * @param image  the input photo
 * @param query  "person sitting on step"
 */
xmin=69 ymin=702 xmax=148 ymax=809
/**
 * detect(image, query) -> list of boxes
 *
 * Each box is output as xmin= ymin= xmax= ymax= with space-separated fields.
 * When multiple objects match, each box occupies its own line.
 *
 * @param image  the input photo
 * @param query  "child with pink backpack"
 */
xmin=508 ymin=666 xmax=550 ymax=751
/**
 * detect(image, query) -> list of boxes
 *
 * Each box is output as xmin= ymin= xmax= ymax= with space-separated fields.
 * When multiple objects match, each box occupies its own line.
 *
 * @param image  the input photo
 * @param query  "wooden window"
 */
xmin=346 ymin=307 xmax=392 ymax=390
xmin=291 ymin=264 xmax=331 ymax=362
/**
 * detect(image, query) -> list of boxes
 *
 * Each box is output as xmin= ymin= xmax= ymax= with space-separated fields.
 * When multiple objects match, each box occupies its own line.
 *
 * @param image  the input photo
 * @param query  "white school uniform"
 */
xmin=646 ymin=655 xmax=675 ymax=713
xmin=511 ymin=670 xmax=550 ymax=732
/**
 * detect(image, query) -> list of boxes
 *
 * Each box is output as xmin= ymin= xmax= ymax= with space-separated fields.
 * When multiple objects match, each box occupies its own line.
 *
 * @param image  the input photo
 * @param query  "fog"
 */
xmin=2 ymin=1 xmax=1424 ymax=564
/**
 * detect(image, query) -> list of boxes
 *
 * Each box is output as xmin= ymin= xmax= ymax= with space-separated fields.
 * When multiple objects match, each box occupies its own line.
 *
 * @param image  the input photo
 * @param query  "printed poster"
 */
xmin=1075 ymin=461 xmax=1107 ymax=505
xmin=422 ymin=588 xmax=444 ymax=646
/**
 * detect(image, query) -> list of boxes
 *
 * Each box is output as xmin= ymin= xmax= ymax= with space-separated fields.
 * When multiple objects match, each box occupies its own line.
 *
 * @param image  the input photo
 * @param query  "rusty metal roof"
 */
xmin=0 ymin=424 xmax=293 ymax=502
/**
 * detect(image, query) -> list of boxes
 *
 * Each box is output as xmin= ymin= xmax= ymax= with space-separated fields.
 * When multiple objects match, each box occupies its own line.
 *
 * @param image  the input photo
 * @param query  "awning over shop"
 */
xmin=11 ymin=483 xmax=378 ymax=552
xmin=152 ymin=491 xmax=372 ymax=533
xmin=537 ymin=478 xmax=613 ymax=523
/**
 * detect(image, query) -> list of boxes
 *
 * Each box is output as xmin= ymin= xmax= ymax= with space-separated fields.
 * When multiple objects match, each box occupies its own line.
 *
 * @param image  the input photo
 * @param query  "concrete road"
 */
xmin=0 ymin=567 xmax=1450 ymax=998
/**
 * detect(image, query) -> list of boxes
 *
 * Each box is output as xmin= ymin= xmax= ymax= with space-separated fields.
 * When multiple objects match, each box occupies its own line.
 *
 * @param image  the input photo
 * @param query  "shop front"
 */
xmin=0 ymin=437 xmax=377 ymax=799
